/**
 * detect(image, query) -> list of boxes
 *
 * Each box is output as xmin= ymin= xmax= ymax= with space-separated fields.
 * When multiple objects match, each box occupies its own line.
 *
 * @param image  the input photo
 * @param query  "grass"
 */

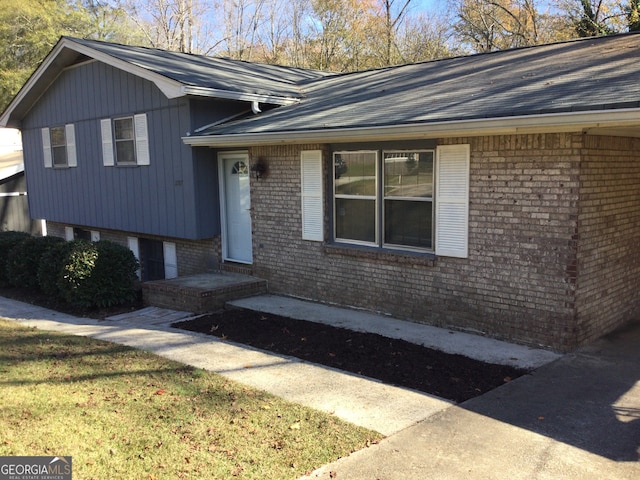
xmin=0 ymin=319 xmax=381 ymax=479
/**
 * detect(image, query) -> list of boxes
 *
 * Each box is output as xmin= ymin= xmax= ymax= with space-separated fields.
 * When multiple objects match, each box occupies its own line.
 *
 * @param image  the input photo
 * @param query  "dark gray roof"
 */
xmin=68 ymin=37 xmax=332 ymax=99
xmin=196 ymin=33 xmax=640 ymax=137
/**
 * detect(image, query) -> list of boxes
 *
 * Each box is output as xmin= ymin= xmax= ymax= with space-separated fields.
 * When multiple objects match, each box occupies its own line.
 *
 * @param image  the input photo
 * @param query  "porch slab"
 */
xmin=142 ymin=272 xmax=267 ymax=314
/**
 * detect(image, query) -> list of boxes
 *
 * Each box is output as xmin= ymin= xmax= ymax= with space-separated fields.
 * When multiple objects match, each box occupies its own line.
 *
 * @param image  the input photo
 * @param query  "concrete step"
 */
xmin=142 ymin=272 xmax=267 ymax=314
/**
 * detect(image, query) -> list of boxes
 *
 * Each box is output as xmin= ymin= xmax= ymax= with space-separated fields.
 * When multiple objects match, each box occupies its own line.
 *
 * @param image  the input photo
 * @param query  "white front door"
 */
xmin=220 ymin=153 xmax=253 ymax=263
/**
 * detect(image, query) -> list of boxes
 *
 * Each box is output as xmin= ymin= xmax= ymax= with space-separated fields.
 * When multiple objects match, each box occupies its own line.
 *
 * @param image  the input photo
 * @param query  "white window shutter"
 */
xmin=127 ymin=236 xmax=141 ymax=279
xmin=64 ymin=226 xmax=74 ymax=241
xmin=65 ymin=124 xmax=77 ymax=167
xmin=301 ymin=150 xmax=324 ymax=241
xmin=435 ymin=144 xmax=470 ymax=258
xmin=41 ymin=128 xmax=52 ymax=168
xmin=101 ymin=119 xmax=114 ymax=166
xmin=163 ymin=241 xmax=178 ymax=279
xmin=134 ymin=113 xmax=150 ymax=165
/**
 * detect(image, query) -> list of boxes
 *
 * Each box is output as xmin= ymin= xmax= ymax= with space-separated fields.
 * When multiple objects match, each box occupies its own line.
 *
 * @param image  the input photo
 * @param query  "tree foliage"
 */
xmin=2 ymin=0 xmax=638 ymax=115
xmin=0 ymin=0 xmax=143 ymax=112
xmin=625 ymin=0 xmax=640 ymax=30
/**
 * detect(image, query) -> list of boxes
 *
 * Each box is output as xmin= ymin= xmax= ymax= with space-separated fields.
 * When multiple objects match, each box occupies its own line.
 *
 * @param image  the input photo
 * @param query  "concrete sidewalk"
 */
xmin=3 ymin=294 xmax=636 ymax=479
xmin=0 ymin=294 xmax=557 ymax=437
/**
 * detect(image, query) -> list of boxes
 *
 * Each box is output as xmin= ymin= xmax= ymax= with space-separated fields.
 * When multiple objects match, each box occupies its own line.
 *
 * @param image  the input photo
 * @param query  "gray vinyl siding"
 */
xmin=20 ymin=61 xmax=242 ymax=240
xmin=0 ymin=173 xmax=41 ymax=235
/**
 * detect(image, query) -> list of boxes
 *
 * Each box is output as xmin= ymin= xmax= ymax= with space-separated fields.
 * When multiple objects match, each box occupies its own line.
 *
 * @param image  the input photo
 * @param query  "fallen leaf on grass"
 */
xmin=290 ymin=422 xmax=301 ymax=430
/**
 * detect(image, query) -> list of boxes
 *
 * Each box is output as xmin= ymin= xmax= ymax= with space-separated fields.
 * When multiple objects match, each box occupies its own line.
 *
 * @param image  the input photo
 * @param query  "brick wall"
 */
xmin=46 ymin=222 xmax=221 ymax=276
xmin=575 ymin=135 xmax=640 ymax=344
xmin=249 ymin=134 xmax=588 ymax=350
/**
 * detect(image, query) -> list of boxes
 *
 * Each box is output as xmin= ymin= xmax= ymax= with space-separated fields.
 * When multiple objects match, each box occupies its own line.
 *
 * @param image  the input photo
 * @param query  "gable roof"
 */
xmin=185 ymin=33 xmax=640 ymax=146
xmin=1 ymin=37 xmax=332 ymax=128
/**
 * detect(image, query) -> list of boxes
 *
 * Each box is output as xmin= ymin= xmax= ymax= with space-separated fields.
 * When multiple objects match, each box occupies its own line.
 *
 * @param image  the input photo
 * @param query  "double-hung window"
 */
xmin=114 ymin=117 xmax=136 ymax=165
xmin=101 ymin=113 xmax=150 ymax=166
xmin=41 ymin=124 xmax=77 ymax=168
xmin=333 ymin=150 xmax=434 ymax=251
xmin=326 ymin=145 xmax=469 ymax=258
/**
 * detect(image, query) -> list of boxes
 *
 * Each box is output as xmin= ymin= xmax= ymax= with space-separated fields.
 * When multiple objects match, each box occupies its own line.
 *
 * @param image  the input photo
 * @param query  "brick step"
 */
xmin=142 ymin=272 xmax=267 ymax=314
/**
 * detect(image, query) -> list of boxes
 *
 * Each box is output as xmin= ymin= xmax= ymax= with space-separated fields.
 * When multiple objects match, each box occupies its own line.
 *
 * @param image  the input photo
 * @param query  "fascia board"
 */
xmin=182 ymin=86 xmax=300 ymax=106
xmin=60 ymin=40 xmax=184 ymax=99
xmin=1 ymin=38 xmax=184 ymax=127
xmin=182 ymin=109 xmax=640 ymax=147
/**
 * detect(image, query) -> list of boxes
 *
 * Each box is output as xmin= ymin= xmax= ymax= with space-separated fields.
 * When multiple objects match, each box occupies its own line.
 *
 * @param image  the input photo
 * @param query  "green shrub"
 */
xmin=0 ymin=231 xmax=32 ymax=287
xmin=37 ymin=240 xmax=76 ymax=297
xmin=6 ymin=236 xmax=66 ymax=289
xmin=57 ymin=240 xmax=139 ymax=309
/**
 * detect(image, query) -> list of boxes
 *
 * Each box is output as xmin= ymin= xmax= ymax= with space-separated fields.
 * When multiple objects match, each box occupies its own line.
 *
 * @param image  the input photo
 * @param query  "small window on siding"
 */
xmin=101 ymin=114 xmax=149 ymax=166
xmin=42 ymin=124 xmax=77 ymax=168
xmin=50 ymin=126 xmax=67 ymax=166
xmin=114 ymin=117 xmax=136 ymax=165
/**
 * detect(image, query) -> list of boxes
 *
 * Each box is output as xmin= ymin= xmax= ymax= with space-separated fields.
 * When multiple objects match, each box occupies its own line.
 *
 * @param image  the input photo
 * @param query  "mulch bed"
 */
xmin=173 ymin=308 xmax=529 ymax=403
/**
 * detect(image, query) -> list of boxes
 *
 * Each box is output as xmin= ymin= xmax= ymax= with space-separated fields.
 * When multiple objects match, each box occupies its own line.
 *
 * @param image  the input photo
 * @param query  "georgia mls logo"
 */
xmin=0 ymin=456 xmax=72 ymax=480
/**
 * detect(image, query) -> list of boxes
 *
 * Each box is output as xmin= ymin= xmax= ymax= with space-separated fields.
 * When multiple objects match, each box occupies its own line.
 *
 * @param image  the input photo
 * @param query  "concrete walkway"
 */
xmin=302 ymin=321 xmax=640 ymax=480
xmin=1 ymin=294 xmax=637 ymax=479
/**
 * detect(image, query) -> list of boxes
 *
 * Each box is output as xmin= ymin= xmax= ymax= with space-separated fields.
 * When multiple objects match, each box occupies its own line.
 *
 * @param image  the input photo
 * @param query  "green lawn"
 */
xmin=0 ymin=319 xmax=381 ymax=479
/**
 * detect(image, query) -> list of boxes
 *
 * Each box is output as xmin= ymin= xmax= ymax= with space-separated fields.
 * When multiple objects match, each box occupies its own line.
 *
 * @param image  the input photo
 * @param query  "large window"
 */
xmin=333 ymin=150 xmax=434 ymax=251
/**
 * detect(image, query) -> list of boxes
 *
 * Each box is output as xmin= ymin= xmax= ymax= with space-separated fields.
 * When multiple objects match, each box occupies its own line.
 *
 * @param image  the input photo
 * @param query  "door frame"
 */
xmin=218 ymin=150 xmax=253 ymax=264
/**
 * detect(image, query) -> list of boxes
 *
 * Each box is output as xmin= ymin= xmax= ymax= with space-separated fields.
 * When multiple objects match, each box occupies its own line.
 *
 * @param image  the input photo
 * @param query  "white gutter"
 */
xmin=182 ymin=86 xmax=299 ymax=106
xmin=182 ymin=108 xmax=640 ymax=147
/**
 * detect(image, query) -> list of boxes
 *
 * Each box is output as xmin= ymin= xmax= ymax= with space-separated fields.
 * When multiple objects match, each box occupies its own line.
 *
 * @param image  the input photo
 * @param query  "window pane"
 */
xmin=114 ymin=118 xmax=134 ymax=140
xmin=384 ymin=199 xmax=432 ymax=249
xmin=50 ymin=127 xmax=66 ymax=147
xmin=335 ymin=198 xmax=375 ymax=243
xmin=52 ymin=146 xmax=67 ymax=166
xmin=384 ymin=151 xmax=433 ymax=198
xmin=116 ymin=140 xmax=136 ymax=164
xmin=334 ymin=152 xmax=376 ymax=196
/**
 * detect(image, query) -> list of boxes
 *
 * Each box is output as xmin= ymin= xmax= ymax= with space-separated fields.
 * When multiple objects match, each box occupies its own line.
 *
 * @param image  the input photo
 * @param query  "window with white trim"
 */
xmin=41 ymin=124 xmax=77 ymax=168
xmin=327 ymin=145 xmax=469 ymax=258
xmin=101 ymin=113 xmax=150 ymax=166
xmin=114 ymin=117 xmax=136 ymax=164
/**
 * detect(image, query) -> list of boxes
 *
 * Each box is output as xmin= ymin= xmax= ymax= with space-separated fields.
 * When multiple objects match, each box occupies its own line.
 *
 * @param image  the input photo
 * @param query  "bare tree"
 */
xmin=555 ymin=0 xmax=626 ymax=36
xmin=122 ymin=0 xmax=219 ymax=53
xmin=218 ymin=0 xmax=267 ymax=60
xmin=396 ymin=10 xmax=459 ymax=63
xmin=454 ymin=0 xmax=571 ymax=52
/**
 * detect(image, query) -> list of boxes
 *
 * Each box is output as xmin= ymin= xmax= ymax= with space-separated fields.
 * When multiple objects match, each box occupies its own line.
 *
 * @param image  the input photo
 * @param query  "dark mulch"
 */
xmin=173 ymin=308 xmax=529 ymax=403
xmin=0 ymin=287 xmax=144 ymax=320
